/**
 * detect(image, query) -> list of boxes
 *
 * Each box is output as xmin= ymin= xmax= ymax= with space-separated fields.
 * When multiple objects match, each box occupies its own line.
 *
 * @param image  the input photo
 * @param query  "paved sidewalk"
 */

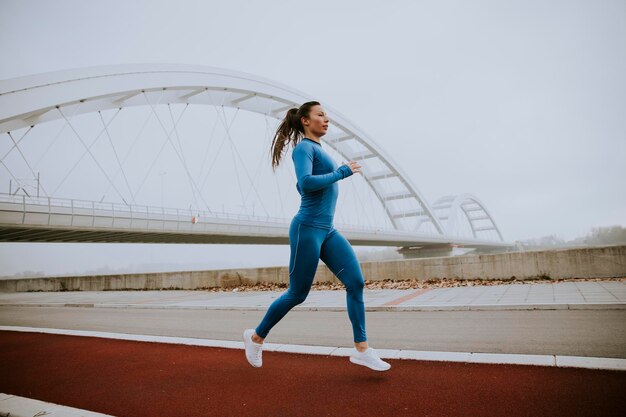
xmin=0 ymin=280 xmax=624 ymax=311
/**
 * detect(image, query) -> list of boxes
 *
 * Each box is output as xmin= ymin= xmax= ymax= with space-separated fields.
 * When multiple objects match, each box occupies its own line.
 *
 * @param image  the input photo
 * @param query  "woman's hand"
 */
xmin=344 ymin=160 xmax=362 ymax=174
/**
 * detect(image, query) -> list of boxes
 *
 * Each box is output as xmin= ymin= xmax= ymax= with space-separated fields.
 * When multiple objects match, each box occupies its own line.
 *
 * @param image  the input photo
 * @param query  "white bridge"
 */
xmin=0 ymin=64 xmax=513 ymax=254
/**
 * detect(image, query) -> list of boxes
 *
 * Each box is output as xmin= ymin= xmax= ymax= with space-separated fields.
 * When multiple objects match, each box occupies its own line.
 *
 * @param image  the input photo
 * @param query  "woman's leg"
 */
xmin=320 ymin=228 xmax=367 ymax=345
xmin=254 ymin=221 xmax=325 ymax=339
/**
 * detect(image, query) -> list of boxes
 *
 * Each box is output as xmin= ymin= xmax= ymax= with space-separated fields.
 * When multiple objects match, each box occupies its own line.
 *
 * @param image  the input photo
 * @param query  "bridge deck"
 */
xmin=0 ymin=194 xmax=513 ymax=248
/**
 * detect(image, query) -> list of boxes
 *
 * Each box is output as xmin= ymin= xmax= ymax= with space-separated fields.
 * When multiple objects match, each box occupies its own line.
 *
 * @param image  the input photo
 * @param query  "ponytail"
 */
xmin=270 ymin=101 xmax=320 ymax=170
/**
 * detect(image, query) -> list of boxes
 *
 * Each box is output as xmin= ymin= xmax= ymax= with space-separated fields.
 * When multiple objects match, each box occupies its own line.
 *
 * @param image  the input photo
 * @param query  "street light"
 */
xmin=158 ymin=171 xmax=167 ymax=208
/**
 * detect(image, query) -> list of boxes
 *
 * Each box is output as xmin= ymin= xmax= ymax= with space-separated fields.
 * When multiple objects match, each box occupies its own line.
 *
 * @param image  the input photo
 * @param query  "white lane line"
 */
xmin=555 ymin=355 xmax=626 ymax=371
xmin=398 ymin=350 xmax=472 ymax=362
xmin=275 ymin=344 xmax=337 ymax=355
xmin=470 ymin=352 xmax=556 ymax=367
xmin=1 ymin=326 xmax=624 ymax=371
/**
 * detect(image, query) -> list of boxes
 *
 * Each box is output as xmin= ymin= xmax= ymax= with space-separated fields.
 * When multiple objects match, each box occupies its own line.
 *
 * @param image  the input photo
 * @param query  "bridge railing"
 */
xmin=0 ymin=193 xmax=290 ymax=227
xmin=0 ymin=193 xmax=396 ymax=234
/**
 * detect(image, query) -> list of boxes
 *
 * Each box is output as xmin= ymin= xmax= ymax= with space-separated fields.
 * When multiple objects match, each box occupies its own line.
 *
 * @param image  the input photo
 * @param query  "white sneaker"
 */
xmin=349 ymin=347 xmax=391 ymax=371
xmin=243 ymin=329 xmax=263 ymax=368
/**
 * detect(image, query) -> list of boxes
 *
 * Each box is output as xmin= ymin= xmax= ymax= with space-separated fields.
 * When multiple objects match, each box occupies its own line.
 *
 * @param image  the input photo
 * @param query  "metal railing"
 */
xmin=0 ymin=193 xmax=515 ymax=248
xmin=0 ymin=193 xmax=404 ymax=234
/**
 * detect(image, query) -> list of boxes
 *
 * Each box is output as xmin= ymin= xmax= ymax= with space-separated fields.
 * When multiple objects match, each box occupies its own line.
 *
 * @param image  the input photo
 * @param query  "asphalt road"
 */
xmin=1 ymin=306 xmax=625 ymax=358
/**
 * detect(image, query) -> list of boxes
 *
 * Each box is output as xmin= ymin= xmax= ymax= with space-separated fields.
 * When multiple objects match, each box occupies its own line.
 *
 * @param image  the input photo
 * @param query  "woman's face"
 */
xmin=302 ymin=105 xmax=329 ymax=137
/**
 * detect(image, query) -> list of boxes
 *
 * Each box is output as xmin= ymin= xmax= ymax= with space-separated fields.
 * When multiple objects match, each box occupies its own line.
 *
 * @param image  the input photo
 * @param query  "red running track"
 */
xmin=0 ymin=331 xmax=624 ymax=417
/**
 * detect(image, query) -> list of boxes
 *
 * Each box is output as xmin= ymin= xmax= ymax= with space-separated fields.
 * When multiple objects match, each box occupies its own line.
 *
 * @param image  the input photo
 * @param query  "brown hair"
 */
xmin=270 ymin=101 xmax=320 ymax=170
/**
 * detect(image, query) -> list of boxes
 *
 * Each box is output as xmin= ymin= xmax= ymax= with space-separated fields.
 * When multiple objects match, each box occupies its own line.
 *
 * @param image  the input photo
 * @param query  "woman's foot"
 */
xmin=243 ymin=329 xmax=263 ymax=368
xmin=350 ymin=347 xmax=391 ymax=371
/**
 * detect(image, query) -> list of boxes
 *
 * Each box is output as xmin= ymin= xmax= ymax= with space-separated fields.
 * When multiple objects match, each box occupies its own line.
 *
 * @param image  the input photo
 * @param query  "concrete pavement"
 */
xmin=3 ymin=307 xmax=625 ymax=357
xmin=1 ymin=280 xmax=625 ymax=358
xmin=0 ymin=280 xmax=624 ymax=311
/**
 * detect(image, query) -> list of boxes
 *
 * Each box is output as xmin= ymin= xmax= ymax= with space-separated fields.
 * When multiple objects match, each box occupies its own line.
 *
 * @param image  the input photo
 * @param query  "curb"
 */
xmin=1 ymin=302 xmax=625 ymax=311
xmin=1 ymin=325 xmax=624 ymax=372
xmin=0 ymin=392 xmax=113 ymax=416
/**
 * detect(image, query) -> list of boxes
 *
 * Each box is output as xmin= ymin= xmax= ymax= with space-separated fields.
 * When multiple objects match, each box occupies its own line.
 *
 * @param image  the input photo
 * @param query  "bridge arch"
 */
xmin=0 ymin=64 xmax=501 ymax=240
xmin=430 ymin=193 xmax=504 ymax=241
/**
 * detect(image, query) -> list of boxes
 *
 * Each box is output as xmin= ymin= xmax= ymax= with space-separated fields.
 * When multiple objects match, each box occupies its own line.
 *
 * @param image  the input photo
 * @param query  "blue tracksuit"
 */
xmin=255 ymin=138 xmax=367 ymax=342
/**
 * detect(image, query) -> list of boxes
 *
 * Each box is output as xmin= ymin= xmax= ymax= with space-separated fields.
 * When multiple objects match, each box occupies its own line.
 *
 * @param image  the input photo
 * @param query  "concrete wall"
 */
xmin=1 ymin=245 xmax=624 ymax=293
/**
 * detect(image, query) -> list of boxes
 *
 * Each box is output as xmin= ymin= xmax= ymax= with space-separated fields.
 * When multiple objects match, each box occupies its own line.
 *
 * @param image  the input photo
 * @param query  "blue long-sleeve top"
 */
xmin=292 ymin=137 xmax=353 ymax=229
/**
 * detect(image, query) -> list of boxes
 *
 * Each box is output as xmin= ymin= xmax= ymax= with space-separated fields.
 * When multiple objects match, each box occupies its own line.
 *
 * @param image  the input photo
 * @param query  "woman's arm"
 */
xmin=292 ymin=144 xmax=353 ymax=193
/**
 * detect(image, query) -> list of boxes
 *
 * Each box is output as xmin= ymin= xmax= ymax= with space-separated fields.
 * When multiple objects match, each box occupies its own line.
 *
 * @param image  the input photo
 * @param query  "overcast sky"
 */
xmin=0 ymin=0 xmax=624 ymax=276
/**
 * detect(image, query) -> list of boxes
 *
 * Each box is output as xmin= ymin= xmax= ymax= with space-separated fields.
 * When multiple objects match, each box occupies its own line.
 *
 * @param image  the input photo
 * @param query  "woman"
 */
xmin=243 ymin=101 xmax=390 ymax=372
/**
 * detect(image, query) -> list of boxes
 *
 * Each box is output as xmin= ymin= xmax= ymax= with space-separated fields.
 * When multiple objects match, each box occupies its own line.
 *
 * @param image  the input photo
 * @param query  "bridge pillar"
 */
xmin=470 ymin=246 xmax=514 ymax=255
xmin=397 ymin=244 xmax=455 ymax=259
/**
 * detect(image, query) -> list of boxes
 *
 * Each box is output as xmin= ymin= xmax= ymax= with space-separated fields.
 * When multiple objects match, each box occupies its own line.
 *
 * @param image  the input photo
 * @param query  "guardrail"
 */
xmin=0 ymin=193 xmax=401 ymax=234
xmin=0 ymin=193 xmax=516 ymax=248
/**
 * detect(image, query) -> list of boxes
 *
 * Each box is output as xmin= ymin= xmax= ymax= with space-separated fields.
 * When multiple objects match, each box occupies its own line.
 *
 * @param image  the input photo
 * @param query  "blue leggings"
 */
xmin=255 ymin=218 xmax=367 ymax=342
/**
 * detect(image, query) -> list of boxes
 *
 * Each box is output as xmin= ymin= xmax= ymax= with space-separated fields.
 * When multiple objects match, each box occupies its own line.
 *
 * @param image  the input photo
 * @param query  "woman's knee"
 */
xmin=286 ymin=288 xmax=309 ymax=305
xmin=343 ymin=273 xmax=365 ymax=293
xmin=353 ymin=278 xmax=365 ymax=292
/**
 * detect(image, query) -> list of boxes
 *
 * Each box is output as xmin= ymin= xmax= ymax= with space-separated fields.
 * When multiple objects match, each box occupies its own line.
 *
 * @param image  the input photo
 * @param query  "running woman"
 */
xmin=243 ymin=101 xmax=391 ymax=371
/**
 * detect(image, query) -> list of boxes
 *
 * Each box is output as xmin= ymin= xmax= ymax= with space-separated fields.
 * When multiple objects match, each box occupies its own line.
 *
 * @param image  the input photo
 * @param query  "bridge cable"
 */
xmin=167 ymin=103 xmax=199 ymax=212
xmin=100 ymin=94 xmax=163 ymax=203
xmin=158 ymin=103 xmax=211 ymax=213
xmin=347 ymin=173 xmax=373 ymax=230
xmin=53 ymin=107 xmax=128 ymax=203
xmin=196 ymin=89 xmax=267 ymax=219
xmin=1 ymin=126 xmax=33 ymax=163
xmin=1 ymin=129 xmax=37 ymax=195
xmin=51 ymin=107 xmax=121 ymax=196
xmin=221 ymin=107 xmax=247 ymax=213
xmin=205 ymin=91 xmax=245 ymax=213
xmin=240 ymin=116 xmax=271 ymax=215
xmin=131 ymin=96 xmax=202 ymax=209
xmin=366 ymin=173 xmax=385 ymax=229
xmin=196 ymin=97 xmax=221 ymax=194
xmin=217 ymin=105 xmax=270 ymax=218
xmin=198 ymin=101 xmax=240 ymax=201
xmin=337 ymin=142 xmax=374 ymax=229
xmin=260 ymin=101 xmax=288 ymax=221
xmin=139 ymin=93 xmax=211 ymax=212
xmin=6 ymin=131 xmax=49 ymax=197
xmin=0 ymin=160 xmax=21 ymax=189
xmin=98 ymin=110 xmax=135 ymax=205
xmin=196 ymin=88 xmax=232 ymax=202
xmin=263 ymin=101 xmax=288 ymax=220
xmin=34 ymin=102 xmax=83 ymax=170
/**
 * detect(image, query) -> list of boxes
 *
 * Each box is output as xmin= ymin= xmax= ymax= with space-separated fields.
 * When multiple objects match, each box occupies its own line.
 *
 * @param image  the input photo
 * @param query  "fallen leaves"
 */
xmin=202 ymin=276 xmax=625 ymax=292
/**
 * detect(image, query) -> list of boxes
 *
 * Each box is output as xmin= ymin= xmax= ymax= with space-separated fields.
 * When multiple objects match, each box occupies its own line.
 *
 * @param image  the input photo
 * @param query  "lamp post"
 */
xmin=158 ymin=171 xmax=167 ymax=207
